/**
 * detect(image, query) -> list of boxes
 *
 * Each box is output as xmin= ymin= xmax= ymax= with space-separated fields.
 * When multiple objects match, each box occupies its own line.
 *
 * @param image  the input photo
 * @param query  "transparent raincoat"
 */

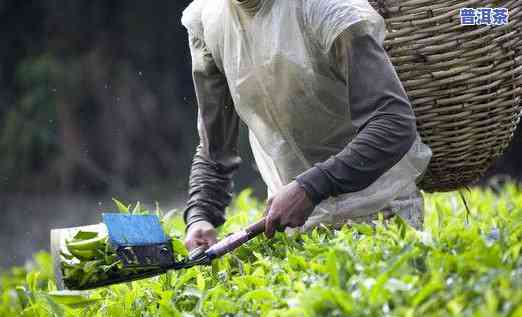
xmin=182 ymin=0 xmax=432 ymax=229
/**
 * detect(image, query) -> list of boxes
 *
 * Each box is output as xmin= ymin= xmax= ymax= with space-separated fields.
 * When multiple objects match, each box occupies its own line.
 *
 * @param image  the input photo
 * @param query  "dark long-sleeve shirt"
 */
xmin=184 ymin=34 xmax=242 ymax=229
xmin=184 ymin=23 xmax=416 ymax=228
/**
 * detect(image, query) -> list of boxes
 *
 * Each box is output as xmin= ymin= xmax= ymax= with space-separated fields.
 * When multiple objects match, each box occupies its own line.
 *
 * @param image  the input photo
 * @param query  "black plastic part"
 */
xmin=65 ymin=257 xmax=213 ymax=290
xmin=116 ymin=241 xmax=175 ymax=268
xmin=65 ymin=267 xmax=169 ymax=290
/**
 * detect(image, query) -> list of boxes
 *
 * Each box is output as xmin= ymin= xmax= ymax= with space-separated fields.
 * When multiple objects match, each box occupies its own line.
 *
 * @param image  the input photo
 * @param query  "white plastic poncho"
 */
xmin=182 ymin=0 xmax=432 ymax=229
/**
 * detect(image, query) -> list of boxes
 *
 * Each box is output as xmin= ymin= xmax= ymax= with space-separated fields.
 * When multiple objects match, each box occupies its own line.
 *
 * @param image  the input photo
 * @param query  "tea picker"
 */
xmin=51 ymin=0 xmax=522 ymax=291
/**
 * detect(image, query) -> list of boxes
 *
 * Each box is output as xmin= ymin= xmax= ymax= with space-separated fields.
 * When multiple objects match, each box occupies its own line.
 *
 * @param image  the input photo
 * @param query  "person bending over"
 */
xmin=181 ymin=0 xmax=432 ymax=251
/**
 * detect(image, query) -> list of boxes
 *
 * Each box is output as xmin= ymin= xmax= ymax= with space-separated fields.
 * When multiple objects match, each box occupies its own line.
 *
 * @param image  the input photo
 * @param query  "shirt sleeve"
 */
xmin=183 ymin=31 xmax=242 ymax=229
xmin=295 ymin=22 xmax=417 ymax=205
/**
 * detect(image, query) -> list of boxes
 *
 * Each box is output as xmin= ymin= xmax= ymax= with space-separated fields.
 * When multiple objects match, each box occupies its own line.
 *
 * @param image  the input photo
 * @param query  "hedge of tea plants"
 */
xmin=1 ymin=186 xmax=522 ymax=317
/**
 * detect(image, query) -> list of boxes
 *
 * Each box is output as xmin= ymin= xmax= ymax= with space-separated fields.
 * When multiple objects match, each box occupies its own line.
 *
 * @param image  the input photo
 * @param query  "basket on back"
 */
xmin=369 ymin=0 xmax=522 ymax=192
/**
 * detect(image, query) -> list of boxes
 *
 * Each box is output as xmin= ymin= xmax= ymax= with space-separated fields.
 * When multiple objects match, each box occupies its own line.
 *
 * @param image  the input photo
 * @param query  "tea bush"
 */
xmin=1 ymin=186 xmax=522 ymax=316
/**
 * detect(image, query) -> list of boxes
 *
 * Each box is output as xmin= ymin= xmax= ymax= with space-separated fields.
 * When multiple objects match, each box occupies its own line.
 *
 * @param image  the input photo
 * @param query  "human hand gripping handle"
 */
xmin=185 ymin=221 xmax=218 ymax=252
xmin=264 ymin=181 xmax=315 ymax=239
xmin=185 ymin=217 xmax=266 ymax=252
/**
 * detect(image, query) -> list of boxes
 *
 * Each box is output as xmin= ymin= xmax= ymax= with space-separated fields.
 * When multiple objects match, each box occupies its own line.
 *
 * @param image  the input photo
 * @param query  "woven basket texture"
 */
xmin=368 ymin=0 xmax=522 ymax=192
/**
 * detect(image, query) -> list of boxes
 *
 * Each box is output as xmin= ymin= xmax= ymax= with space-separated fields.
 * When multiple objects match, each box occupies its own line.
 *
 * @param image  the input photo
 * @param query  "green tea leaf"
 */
xmin=112 ymin=198 xmax=130 ymax=213
xmin=171 ymin=238 xmax=188 ymax=257
xmin=72 ymin=231 xmax=98 ymax=240
xmin=47 ymin=291 xmax=99 ymax=308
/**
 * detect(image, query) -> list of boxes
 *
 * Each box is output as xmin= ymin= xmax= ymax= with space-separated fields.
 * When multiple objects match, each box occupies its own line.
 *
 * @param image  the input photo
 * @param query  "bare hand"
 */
xmin=184 ymin=221 xmax=218 ymax=252
xmin=265 ymin=181 xmax=315 ymax=238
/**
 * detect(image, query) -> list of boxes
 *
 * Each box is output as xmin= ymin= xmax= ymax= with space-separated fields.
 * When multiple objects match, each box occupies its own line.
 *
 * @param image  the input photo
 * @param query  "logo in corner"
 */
xmin=460 ymin=7 xmax=509 ymax=26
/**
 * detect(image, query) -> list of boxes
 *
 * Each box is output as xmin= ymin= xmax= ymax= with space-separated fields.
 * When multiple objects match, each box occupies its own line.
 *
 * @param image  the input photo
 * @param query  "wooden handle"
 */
xmin=205 ymin=218 xmax=267 ymax=259
xmin=245 ymin=218 xmax=266 ymax=237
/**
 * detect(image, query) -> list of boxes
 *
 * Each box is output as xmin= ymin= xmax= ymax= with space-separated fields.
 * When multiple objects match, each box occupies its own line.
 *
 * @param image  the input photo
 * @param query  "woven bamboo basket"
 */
xmin=369 ymin=0 xmax=522 ymax=192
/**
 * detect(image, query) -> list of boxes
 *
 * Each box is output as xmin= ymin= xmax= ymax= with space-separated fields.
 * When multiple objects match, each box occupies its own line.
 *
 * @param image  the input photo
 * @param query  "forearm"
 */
xmin=184 ymin=146 xmax=240 ymax=228
xmin=296 ymin=112 xmax=416 ymax=204
xmin=183 ymin=31 xmax=241 ymax=229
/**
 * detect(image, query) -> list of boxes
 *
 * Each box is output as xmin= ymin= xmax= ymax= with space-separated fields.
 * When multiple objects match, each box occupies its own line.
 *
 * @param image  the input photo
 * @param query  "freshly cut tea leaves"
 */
xmin=61 ymin=228 xmax=116 ymax=289
xmin=60 ymin=223 xmax=163 ymax=290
